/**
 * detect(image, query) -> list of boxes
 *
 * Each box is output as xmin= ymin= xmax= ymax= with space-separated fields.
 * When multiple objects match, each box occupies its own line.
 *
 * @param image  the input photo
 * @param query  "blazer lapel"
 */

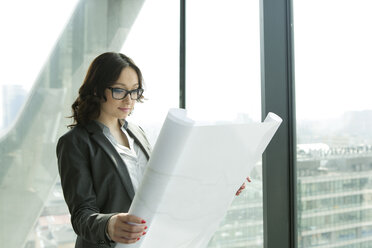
xmin=85 ymin=121 xmax=135 ymax=200
xmin=126 ymin=123 xmax=152 ymax=160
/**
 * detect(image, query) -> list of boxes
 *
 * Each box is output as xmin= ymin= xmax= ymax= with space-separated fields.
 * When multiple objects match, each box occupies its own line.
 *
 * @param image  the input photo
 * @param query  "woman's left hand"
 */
xmin=235 ymin=177 xmax=251 ymax=196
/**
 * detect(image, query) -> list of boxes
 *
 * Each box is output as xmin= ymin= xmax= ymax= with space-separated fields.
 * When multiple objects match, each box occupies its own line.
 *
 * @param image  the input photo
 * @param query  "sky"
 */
xmin=293 ymin=0 xmax=372 ymax=120
xmin=121 ymin=0 xmax=372 ymax=122
xmin=0 ymin=0 xmax=78 ymax=128
xmin=123 ymin=0 xmax=261 ymax=125
xmin=1 ymin=0 xmax=372 ymax=130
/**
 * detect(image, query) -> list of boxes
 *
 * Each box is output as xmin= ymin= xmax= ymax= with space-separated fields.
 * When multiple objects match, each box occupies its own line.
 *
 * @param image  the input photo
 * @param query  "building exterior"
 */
xmin=297 ymin=145 xmax=372 ymax=248
xmin=1 ymin=84 xmax=27 ymax=130
xmin=208 ymin=144 xmax=372 ymax=248
xmin=207 ymin=165 xmax=264 ymax=248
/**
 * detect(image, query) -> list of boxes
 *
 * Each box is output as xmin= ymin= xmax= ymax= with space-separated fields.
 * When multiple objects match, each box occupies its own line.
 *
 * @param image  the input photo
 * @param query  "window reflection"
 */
xmin=0 ymin=1 xmax=146 ymax=247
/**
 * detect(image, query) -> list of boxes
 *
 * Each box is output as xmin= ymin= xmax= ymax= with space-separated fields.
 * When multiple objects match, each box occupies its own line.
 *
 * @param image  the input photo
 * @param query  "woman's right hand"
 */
xmin=107 ymin=213 xmax=147 ymax=244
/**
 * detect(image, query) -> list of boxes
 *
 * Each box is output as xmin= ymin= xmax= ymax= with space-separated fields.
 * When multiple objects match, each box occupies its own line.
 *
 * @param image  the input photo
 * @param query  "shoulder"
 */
xmin=58 ymin=125 xmax=89 ymax=145
xmin=56 ymin=125 xmax=93 ymax=156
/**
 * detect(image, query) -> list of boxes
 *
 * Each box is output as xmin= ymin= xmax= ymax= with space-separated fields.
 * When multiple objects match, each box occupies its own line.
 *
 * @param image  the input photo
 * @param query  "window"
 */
xmin=186 ymin=1 xmax=261 ymax=247
xmin=294 ymin=1 xmax=372 ymax=247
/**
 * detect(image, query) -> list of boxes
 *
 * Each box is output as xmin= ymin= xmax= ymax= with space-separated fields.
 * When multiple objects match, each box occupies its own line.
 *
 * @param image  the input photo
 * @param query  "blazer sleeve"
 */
xmin=56 ymin=131 xmax=115 ymax=245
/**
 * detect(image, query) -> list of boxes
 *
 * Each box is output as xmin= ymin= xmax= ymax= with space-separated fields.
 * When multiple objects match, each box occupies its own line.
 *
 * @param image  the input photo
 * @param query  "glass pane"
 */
xmin=186 ymin=1 xmax=262 ymax=247
xmin=122 ymin=0 xmax=179 ymax=145
xmin=0 ymin=0 xmax=78 ymax=132
xmin=0 ymin=0 xmax=146 ymax=247
xmin=294 ymin=1 xmax=372 ymax=247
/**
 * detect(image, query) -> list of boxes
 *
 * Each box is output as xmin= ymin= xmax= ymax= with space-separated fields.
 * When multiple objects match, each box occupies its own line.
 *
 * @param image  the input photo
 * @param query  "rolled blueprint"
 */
xmin=117 ymin=108 xmax=282 ymax=248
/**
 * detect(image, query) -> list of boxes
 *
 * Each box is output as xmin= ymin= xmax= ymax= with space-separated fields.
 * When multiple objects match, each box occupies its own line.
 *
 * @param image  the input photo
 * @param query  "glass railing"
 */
xmin=0 ymin=1 xmax=145 ymax=247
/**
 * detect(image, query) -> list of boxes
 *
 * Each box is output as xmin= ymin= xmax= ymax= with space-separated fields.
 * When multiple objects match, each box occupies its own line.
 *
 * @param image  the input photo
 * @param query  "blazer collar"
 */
xmin=84 ymin=119 xmax=127 ymax=134
xmin=86 ymin=119 xmax=150 ymax=159
xmin=84 ymin=120 xmax=136 ymax=200
xmin=125 ymin=123 xmax=151 ymax=160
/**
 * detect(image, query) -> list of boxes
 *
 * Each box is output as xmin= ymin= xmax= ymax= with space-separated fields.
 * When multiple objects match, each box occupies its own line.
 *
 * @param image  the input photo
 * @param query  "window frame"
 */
xmin=260 ymin=0 xmax=297 ymax=247
xmin=180 ymin=0 xmax=297 ymax=247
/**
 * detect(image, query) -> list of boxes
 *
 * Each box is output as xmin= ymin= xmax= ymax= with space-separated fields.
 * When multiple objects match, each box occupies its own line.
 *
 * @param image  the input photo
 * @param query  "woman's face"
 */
xmin=100 ymin=66 xmax=139 ymax=121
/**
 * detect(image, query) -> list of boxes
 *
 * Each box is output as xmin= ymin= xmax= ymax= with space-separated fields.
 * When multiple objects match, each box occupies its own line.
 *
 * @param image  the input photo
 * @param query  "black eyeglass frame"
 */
xmin=107 ymin=87 xmax=144 ymax=100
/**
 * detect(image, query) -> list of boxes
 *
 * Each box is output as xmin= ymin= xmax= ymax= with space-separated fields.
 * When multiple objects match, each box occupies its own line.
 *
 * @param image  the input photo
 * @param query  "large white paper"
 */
xmin=117 ymin=108 xmax=282 ymax=248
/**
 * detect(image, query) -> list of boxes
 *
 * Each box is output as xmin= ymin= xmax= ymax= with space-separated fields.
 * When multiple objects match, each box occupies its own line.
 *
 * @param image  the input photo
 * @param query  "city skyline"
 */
xmin=0 ymin=84 xmax=27 ymax=134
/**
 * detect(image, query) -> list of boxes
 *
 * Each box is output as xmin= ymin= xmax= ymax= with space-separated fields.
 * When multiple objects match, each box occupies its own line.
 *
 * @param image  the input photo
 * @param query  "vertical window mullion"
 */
xmin=260 ymin=0 xmax=296 ymax=247
xmin=179 ymin=0 xmax=186 ymax=109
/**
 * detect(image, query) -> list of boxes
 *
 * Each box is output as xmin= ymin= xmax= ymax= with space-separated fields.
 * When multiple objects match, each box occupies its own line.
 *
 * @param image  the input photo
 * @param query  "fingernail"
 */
xmin=144 ymin=226 xmax=148 ymax=229
xmin=137 ymin=237 xmax=140 ymax=241
xmin=141 ymin=220 xmax=146 ymax=224
xmin=143 ymin=232 xmax=147 ymax=235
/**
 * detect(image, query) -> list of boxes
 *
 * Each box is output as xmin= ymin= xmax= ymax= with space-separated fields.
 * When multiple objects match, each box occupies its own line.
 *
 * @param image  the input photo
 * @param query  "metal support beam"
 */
xmin=260 ymin=0 xmax=297 ymax=247
xmin=179 ymin=0 xmax=186 ymax=109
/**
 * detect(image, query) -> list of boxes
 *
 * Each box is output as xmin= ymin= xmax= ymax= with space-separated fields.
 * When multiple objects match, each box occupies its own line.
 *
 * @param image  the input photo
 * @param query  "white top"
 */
xmin=95 ymin=121 xmax=148 ymax=193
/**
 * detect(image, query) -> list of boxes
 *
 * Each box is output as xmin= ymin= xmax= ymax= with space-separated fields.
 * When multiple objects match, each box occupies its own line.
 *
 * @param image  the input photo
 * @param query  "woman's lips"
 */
xmin=118 ymin=107 xmax=131 ymax=112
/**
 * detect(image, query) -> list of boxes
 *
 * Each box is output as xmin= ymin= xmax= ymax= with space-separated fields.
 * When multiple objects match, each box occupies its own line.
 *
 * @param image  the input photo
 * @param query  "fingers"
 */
xmin=117 ymin=213 xmax=146 ymax=225
xmin=113 ymin=229 xmax=146 ymax=244
xmin=236 ymin=177 xmax=252 ymax=196
xmin=114 ymin=235 xmax=140 ymax=244
xmin=236 ymin=182 xmax=246 ymax=196
xmin=108 ymin=213 xmax=148 ymax=244
xmin=120 ymin=221 xmax=147 ymax=233
xmin=236 ymin=189 xmax=243 ymax=196
xmin=241 ymin=183 xmax=246 ymax=189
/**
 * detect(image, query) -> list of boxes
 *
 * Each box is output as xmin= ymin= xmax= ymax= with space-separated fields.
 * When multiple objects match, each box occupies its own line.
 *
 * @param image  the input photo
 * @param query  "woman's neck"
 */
xmin=96 ymin=115 xmax=121 ymax=132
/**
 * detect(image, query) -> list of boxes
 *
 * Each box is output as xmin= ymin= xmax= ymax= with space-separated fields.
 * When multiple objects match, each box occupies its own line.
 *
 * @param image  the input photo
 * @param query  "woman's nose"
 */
xmin=122 ymin=93 xmax=132 ymax=102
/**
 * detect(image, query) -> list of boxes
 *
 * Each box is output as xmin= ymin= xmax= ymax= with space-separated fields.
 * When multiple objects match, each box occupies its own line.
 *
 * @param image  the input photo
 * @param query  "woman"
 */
xmin=57 ymin=52 xmax=150 ymax=247
xmin=57 ymin=52 xmax=248 ymax=247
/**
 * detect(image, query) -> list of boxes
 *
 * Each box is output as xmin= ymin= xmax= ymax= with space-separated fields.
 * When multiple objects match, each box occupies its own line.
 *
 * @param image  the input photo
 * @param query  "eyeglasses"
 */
xmin=107 ymin=87 xmax=144 ymax=100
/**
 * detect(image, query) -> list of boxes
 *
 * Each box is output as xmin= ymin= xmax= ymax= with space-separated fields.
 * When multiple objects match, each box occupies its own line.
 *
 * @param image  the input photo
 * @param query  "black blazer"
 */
xmin=56 ymin=120 xmax=152 ymax=248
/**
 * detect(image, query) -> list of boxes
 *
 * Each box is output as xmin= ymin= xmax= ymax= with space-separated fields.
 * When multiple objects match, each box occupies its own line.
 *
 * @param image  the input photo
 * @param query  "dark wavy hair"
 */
xmin=68 ymin=52 xmax=144 ymax=128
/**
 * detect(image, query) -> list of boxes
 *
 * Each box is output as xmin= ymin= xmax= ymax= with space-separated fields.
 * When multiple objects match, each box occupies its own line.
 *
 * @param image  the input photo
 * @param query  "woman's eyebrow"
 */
xmin=113 ymin=83 xmax=139 ymax=88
